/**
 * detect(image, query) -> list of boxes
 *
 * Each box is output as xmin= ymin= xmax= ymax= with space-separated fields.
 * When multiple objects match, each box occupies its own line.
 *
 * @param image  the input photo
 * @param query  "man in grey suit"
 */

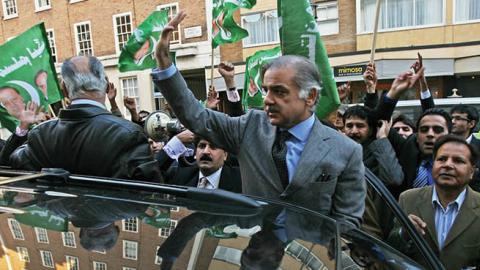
xmin=152 ymin=12 xmax=365 ymax=228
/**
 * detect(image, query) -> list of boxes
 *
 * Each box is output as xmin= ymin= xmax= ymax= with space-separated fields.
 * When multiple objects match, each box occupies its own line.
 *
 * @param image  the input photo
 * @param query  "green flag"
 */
xmin=212 ymin=0 xmax=256 ymax=48
xmin=139 ymin=205 xmax=171 ymax=228
xmin=118 ymin=11 xmax=170 ymax=72
xmin=242 ymin=46 xmax=281 ymax=109
xmin=0 ymin=23 xmax=62 ymax=132
xmin=278 ymin=0 xmax=340 ymax=119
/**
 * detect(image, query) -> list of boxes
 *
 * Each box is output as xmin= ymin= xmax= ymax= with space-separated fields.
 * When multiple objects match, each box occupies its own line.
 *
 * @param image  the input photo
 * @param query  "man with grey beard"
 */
xmin=9 ymin=56 xmax=162 ymax=182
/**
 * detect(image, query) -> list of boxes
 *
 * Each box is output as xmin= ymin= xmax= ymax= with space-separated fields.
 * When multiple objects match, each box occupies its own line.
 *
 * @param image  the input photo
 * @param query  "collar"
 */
xmin=71 ymin=99 xmax=106 ymax=110
xmin=432 ymin=186 xmax=467 ymax=210
xmin=466 ymin=134 xmax=473 ymax=144
xmin=288 ymin=113 xmax=315 ymax=142
xmin=199 ymin=167 xmax=223 ymax=189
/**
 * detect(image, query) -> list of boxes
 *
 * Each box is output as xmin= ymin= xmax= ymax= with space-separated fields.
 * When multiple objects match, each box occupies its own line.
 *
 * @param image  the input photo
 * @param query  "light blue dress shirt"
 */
xmin=431 ymin=187 xmax=466 ymax=249
xmin=285 ymin=114 xmax=315 ymax=182
xmin=71 ymin=99 xmax=106 ymax=109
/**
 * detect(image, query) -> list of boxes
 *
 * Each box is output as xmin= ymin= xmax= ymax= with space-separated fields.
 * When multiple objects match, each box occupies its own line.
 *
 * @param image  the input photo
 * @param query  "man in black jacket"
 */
xmin=9 ymin=56 xmax=162 ymax=182
xmin=158 ymin=133 xmax=241 ymax=193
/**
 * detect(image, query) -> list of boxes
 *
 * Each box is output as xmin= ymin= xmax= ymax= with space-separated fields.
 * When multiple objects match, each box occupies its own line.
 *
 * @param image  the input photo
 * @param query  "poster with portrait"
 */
xmin=0 ymin=23 xmax=62 ymax=132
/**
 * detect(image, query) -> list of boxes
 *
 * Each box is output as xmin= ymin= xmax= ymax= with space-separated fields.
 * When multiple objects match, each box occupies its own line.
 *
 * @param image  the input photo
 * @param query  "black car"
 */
xmin=0 ymin=168 xmax=443 ymax=270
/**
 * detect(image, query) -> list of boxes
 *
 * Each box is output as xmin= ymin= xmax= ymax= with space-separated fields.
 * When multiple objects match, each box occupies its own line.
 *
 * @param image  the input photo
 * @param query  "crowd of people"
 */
xmin=0 ymin=11 xmax=478 ymax=269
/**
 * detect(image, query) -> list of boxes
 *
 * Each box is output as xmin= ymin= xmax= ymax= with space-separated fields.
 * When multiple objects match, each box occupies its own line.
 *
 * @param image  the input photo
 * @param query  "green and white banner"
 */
xmin=242 ymin=46 xmax=281 ymax=109
xmin=0 ymin=23 xmax=62 ymax=132
xmin=278 ymin=0 xmax=340 ymax=119
xmin=212 ymin=0 xmax=256 ymax=48
xmin=119 ymin=11 xmax=170 ymax=72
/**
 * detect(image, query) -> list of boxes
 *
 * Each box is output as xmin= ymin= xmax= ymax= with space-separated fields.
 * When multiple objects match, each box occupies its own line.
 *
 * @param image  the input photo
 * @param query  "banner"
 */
xmin=242 ymin=46 xmax=281 ymax=109
xmin=118 ymin=11 xmax=170 ymax=72
xmin=14 ymin=205 xmax=68 ymax=232
xmin=0 ymin=23 xmax=62 ymax=132
xmin=278 ymin=0 xmax=340 ymax=119
xmin=212 ymin=0 xmax=256 ymax=48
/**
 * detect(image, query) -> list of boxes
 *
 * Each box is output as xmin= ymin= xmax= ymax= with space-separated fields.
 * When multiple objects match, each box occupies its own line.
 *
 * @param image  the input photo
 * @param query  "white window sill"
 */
xmin=35 ymin=7 xmax=52 ymax=13
xmin=3 ymin=14 xmax=18 ymax=20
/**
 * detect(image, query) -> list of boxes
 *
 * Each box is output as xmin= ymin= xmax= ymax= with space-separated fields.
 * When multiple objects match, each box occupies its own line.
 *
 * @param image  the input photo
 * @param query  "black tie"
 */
xmin=272 ymin=130 xmax=290 ymax=189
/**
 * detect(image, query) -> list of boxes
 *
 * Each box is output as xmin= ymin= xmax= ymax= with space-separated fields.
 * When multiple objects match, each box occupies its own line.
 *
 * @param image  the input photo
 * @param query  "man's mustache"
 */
xmin=266 ymin=106 xmax=281 ymax=114
xmin=199 ymin=155 xmax=212 ymax=162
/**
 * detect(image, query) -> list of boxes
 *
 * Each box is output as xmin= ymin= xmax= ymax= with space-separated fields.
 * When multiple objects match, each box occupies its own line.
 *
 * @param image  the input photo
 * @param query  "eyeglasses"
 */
xmin=452 ymin=116 xmax=470 ymax=122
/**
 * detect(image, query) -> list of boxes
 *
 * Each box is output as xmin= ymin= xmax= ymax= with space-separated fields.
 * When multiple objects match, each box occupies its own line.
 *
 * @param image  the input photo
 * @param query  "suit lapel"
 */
xmin=443 ymin=187 xmax=479 ymax=249
xmin=416 ymin=186 xmax=439 ymax=249
xmin=284 ymin=120 xmax=333 ymax=195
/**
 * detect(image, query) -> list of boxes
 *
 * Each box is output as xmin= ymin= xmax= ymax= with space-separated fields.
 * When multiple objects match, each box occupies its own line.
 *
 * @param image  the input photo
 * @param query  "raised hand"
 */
xmin=363 ymin=63 xmax=377 ymax=93
xmin=206 ymin=86 xmax=220 ymax=109
xmin=16 ymin=101 xmax=47 ymax=130
xmin=386 ymin=67 xmax=425 ymax=100
xmin=218 ymin=62 xmax=235 ymax=89
xmin=155 ymin=11 xmax=187 ymax=69
xmin=337 ymin=81 xmax=351 ymax=102
xmin=376 ymin=119 xmax=391 ymax=139
xmin=106 ymin=82 xmax=117 ymax=101
xmin=176 ymin=129 xmax=195 ymax=144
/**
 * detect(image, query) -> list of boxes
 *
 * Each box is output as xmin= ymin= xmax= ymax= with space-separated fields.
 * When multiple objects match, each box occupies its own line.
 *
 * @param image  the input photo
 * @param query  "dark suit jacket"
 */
xmin=469 ymin=135 xmax=480 ymax=192
xmin=395 ymin=186 xmax=480 ymax=269
xmin=157 ymin=150 xmax=242 ymax=193
xmin=9 ymin=104 xmax=162 ymax=182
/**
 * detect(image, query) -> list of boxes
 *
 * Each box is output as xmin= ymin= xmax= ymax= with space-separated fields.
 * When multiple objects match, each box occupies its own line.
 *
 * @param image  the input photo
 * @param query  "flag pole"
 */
xmin=210 ymin=47 xmax=215 ymax=89
xmin=48 ymin=104 xmax=57 ymax=118
xmin=370 ymin=0 xmax=381 ymax=63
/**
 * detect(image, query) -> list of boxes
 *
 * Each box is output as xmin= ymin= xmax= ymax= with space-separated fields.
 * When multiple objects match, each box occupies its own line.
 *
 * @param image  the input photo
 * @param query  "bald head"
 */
xmin=61 ymin=56 xmax=107 ymax=100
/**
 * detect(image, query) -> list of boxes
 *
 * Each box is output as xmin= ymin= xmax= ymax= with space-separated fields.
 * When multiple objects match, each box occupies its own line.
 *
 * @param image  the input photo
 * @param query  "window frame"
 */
xmin=16 ymin=247 xmax=30 ymax=262
xmin=120 ymin=76 xmax=140 ymax=117
xmin=155 ymin=246 xmax=162 ymax=265
xmin=35 ymin=227 xmax=49 ymax=244
xmin=93 ymin=261 xmax=107 ymax=270
xmin=62 ymin=231 xmax=77 ymax=248
xmin=241 ymin=9 xmax=280 ymax=48
xmin=73 ymin=20 xmax=94 ymax=56
xmin=46 ymin=28 xmax=57 ymax=63
xmin=453 ymin=0 xmax=480 ymax=24
xmin=156 ymin=2 xmax=181 ymax=44
xmin=2 ymin=0 xmax=18 ymax=20
xmin=8 ymin=218 xmax=24 ymax=240
xmin=355 ymin=0 xmax=446 ymax=34
xmin=122 ymin=240 xmax=138 ymax=260
xmin=315 ymin=1 xmax=339 ymax=36
xmin=34 ymin=0 xmax=51 ymax=12
xmin=112 ymin=11 xmax=133 ymax=55
xmin=122 ymin=217 xmax=139 ymax=233
xmin=159 ymin=220 xmax=177 ymax=238
xmin=65 ymin=255 xmax=79 ymax=270
xmin=40 ymin=250 xmax=55 ymax=268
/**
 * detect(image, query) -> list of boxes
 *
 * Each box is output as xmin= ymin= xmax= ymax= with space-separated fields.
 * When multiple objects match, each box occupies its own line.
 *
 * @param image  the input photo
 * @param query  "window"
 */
xmin=17 ymin=247 xmax=29 ymax=262
xmin=62 ymin=232 xmax=76 ymax=248
xmin=2 ymin=0 xmax=18 ymax=19
xmin=359 ymin=0 xmax=443 ymax=33
xmin=113 ymin=12 xmax=133 ymax=54
xmin=159 ymin=220 xmax=177 ymax=238
xmin=35 ymin=0 xmax=51 ymax=12
xmin=35 ymin=227 xmax=49 ymax=243
xmin=122 ymin=217 xmax=138 ymax=233
xmin=241 ymin=10 xmax=279 ymax=47
xmin=286 ymin=241 xmax=324 ymax=269
xmin=8 ymin=218 xmax=24 ymax=240
xmin=171 ymin=207 xmax=179 ymax=212
xmin=40 ymin=250 xmax=54 ymax=268
xmin=121 ymin=77 xmax=140 ymax=116
xmin=66 ymin=255 xmax=79 ymax=270
xmin=455 ymin=0 xmax=480 ymax=23
xmin=93 ymin=261 xmax=107 ymax=270
xmin=155 ymin=246 xmax=162 ymax=265
xmin=123 ymin=267 xmax=136 ymax=270
xmin=316 ymin=1 xmax=339 ymax=36
xmin=213 ymin=246 xmax=242 ymax=265
xmin=46 ymin=29 xmax=57 ymax=63
xmin=157 ymin=3 xmax=180 ymax=44
xmin=74 ymin=21 xmax=94 ymax=55
xmin=123 ymin=240 xmax=138 ymax=260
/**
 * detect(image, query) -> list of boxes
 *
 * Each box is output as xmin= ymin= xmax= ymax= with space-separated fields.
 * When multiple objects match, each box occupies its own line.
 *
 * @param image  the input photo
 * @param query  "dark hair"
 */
xmin=392 ymin=114 xmax=416 ymax=132
xmin=193 ymin=134 xmax=223 ymax=150
xmin=433 ymin=134 xmax=478 ymax=165
xmin=450 ymin=104 xmax=479 ymax=134
xmin=416 ymin=108 xmax=452 ymax=132
xmin=79 ymin=224 xmax=119 ymax=251
xmin=343 ymin=105 xmax=377 ymax=135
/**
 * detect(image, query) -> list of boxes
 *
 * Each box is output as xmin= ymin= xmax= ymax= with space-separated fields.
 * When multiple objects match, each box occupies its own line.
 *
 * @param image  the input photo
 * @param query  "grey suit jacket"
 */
xmin=154 ymin=71 xmax=366 ymax=228
xmin=396 ymin=186 xmax=480 ymax=269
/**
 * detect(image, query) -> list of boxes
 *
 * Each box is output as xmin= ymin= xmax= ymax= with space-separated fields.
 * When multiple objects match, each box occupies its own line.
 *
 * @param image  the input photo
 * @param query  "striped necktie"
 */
xmin=197 ymin=177 xmax=208 ymax=189
xmin=413 ymin=160 xmax=432 ymax=188
xmin=272 ymin=130 xmax=291 ymax=189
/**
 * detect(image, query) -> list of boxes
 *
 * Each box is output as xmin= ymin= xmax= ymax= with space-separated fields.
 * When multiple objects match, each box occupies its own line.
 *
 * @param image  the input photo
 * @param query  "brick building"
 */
xmin=0 ymin=0 xmax=214 ymax=128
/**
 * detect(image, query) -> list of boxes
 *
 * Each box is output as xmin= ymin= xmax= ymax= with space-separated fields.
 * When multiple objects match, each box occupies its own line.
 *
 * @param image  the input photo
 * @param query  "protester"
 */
xmin=8 ymin=55 xmax=162 ymax=182
xmin=158 ymin=133 xmax=241 ymax=192
xmin=152 ymin=11 xmax=365 ymax=228
xmin=362 ymin=63 xmax=378 ymax=109
xmin=389 ymin=135 xmax=480 ymax=269
xmin=392 ymin=114 xmax=415 ymax=139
